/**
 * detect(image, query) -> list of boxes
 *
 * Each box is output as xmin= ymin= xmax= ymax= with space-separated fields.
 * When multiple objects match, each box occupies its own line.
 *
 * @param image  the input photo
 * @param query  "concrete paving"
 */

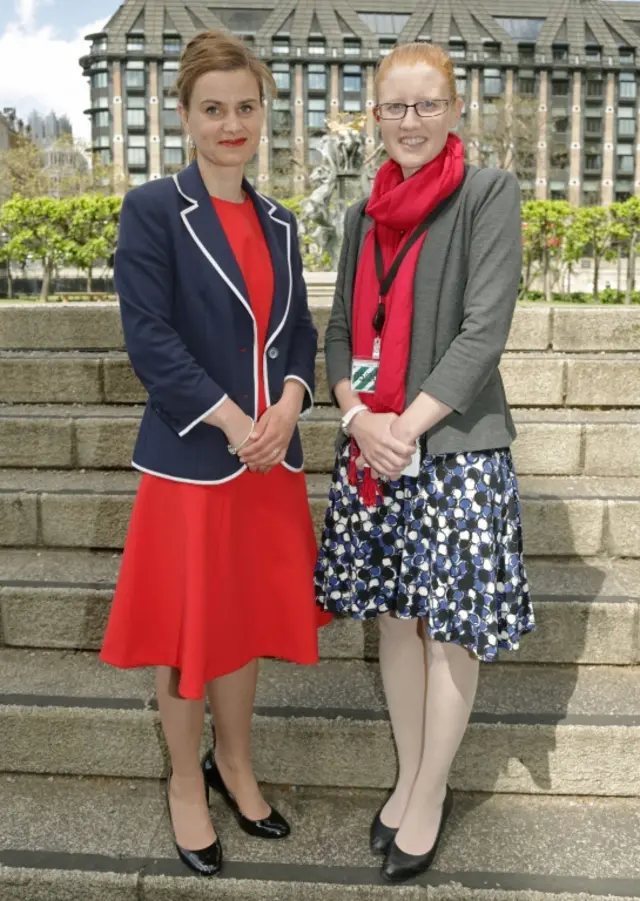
xmin=0 ymin=774 xmax=638 ymax=900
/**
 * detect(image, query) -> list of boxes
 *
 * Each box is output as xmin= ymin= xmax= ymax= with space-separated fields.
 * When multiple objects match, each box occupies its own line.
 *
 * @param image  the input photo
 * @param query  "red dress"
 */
xmin=100 ymin=195 xmax=330 ymax=699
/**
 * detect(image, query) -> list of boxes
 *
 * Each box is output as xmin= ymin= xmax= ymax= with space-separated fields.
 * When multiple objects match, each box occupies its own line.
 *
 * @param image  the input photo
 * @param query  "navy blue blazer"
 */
xmin=115 ymin=161 xmax=317 ymax=483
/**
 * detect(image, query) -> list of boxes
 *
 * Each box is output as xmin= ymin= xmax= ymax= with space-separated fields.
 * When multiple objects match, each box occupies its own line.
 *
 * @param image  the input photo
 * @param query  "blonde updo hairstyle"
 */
xmin=176 ymin=30 xmax=277 ymax=161
xmin=375 ymin=42 xmax=458 ymax=102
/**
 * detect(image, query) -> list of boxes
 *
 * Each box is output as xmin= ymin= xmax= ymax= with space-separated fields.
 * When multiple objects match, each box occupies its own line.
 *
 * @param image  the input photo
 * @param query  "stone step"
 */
xmin=1 ymin=649 xmax=638 ymax=796
xmin=2 ymin=776 xmax=639 ymax=901
xmin=3 ymin=300 xmax=640 ymax=355
xmin=2 ymin=775 xmax=639 ymax=901
xmin=5 ymin=404 xmax=640 ymax=476
xmin=1 ymin=469 xmax=640 ymax=557
xmin=2 ymin=349 xmax=640 ymax=408
xmin=1 ymin=550 xmax=637 ymax=665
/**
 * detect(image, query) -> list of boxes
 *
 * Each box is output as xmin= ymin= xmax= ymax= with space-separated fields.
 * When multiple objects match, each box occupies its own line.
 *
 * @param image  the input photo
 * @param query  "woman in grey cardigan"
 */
xmin=315 ymin=42 xmax=535 ymax=883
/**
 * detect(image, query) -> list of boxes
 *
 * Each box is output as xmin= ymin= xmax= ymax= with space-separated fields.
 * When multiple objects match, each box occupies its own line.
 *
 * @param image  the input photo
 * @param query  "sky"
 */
xmin=0 ymin=0 xmax=118 ymax=141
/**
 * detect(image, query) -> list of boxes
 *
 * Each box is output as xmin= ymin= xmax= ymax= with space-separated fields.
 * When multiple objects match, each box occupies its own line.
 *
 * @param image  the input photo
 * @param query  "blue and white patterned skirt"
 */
xmin=314 ymin=445 xmax=535 ymax=662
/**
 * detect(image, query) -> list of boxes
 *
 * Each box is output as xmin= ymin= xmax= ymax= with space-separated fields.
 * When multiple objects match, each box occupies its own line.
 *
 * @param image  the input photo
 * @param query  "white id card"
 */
xmin=351 ymin=358 xmax=379 ymax=394
xmin=402 ymin=444 xmax=421 ymax=478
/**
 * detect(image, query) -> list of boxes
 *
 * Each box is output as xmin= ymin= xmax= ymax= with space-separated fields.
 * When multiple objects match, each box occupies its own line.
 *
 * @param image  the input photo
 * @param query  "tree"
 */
xmin=609 ymin=197 xmax=640 ymax=304
xmin=521 ymin=200 xmax=571 ymax=302
xmin=459 ymin=97 xmax=538 ymax=191
xmin=564 ymin=207 xmax=617 ymax=302
xmin=65 ymin=194 xmax=122 ymax=292
xmin=0 ymin=196 xmax=74 ymax=301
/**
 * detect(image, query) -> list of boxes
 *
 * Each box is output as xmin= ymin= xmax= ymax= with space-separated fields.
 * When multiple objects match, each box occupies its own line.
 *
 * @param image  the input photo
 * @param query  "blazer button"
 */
xmin=268 ymin=347 xmax=279 ymax=360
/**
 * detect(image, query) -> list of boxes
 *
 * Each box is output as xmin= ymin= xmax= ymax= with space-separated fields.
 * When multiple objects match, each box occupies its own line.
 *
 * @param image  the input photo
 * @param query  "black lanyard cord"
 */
xmin=373 ymin=218 xmax=430 ymax=334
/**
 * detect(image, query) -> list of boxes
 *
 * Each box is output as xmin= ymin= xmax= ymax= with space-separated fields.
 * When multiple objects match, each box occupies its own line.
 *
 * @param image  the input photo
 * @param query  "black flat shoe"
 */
xmin=370 ymin=804 xmax=399 ymax=856
xmin=202 ymin=749 xmax=290 ymax=839
xmin=166 ymin=772 xmax=223 ymax=876
xmin=381 ymin=785 xmax=454 ymax=884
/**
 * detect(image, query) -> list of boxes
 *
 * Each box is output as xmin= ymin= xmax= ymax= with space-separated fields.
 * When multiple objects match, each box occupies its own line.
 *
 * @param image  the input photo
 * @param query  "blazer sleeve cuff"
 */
xmin=419 ymin=375 xmax=471 ymax=417
xmin=177 ymin=394 xmax=230 ymax=438
xmin=284 ymin=374 xmax=314 ymax=420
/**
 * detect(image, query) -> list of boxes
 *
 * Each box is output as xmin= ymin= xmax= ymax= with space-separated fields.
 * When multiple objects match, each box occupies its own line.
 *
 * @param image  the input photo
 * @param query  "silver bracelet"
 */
xmin=341 ymin=403 xmax=369 ymax=436
xmin=227 ymin=420 xmax=255 ymax=456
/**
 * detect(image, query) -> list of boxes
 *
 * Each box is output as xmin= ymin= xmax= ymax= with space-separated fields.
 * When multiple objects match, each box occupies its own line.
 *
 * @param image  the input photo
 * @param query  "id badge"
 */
xmin=351 ymin=358 xmax=379 ymax=394
xmin=402 ymin=444 xmax=421 ymax=478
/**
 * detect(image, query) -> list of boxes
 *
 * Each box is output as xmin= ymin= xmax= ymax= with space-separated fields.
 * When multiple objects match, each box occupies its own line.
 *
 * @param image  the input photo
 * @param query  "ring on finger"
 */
xmin=271 ymin=448 xmax=281 ymax=459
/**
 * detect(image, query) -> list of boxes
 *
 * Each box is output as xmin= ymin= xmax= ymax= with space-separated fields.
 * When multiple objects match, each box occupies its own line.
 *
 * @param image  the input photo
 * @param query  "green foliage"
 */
xmin=0 ymin=193 xmax=122 ymax=301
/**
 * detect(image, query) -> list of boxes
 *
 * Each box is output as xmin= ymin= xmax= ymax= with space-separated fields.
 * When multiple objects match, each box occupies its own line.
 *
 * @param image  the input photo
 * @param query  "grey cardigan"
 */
xmin=325 ymin=165 xmax=521 ymax=455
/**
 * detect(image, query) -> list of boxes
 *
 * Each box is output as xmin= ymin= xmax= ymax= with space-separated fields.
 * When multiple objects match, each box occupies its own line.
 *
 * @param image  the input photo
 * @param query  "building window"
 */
xmin=163 ymin=61 xmax=179 ymax=91
xmin=127 ymin=34 xmax=145 ymax=52
xmin=92 ymin=71 xmax=108 ymax=89
xmin=585 ymin=45 xmax=601 ymax=62
xmin=272 ymin=38 xmax=289 ymax=55
xmin=357 ymin=13 xmax=410 ymax=36
xmin=455 ymin=67 xmax=467 ymax=98
xmin=483 ymin=43 xmax=500 ymax=61
xmin=308 ymin=135 xmax=323 ymax=165
xmin=98 ymin=148 xmax=111 ymax=166
xmin=91 ymin=37 xmax=107 ymax=53
xmin=586 ymin=78 xmax=603 ymax=99
xmin=518 ymin=44 xmax=535 ymax=63
xmin=308 ymin=64 xmax=327 ymax=91
xmin=519 ymin=73 xmax=536 ymax=96
xmin=96 ymin=95 xmax=109 ymax=109
xmin=94 ymin=110 xmax=110 ymax=128
xmin=127 ymin=146 xmax=147 ymax=168
xmin=619 ymin=118 xmax=636 ymax=137
xmin=620 ymin=48 xmax=635 ymax=64
xmin=380 ymin=40 xmax=396 ymax=56
xmin=126 ymin=61 xmax=145 ymax=90
xmin=344 ymin=39 xmax=361 ymax=56
xmin=619 ymin=72 xmax=637 ymax=101
xmin=164 ymin=36 xmax=181 ymax=54
xmin=163 ymin=96 xmax=181 ymax=128
xmin=94 ymin=135 xmax=110 ymax=148
xmin=308 ymin=39 xmax=325 ymax=55
xmin=552 ymin=44 xmax=568 ymax=62
xmin=618 ymin=144 xmax=635 ymax=173
xmin=129 ymin=173 xmax=147 ymax=186
xmin=164 ymin=140 xmax=184 ymax=166
xmin=551 ymin=78 xmax=569 ymax=97
xmin=127 ymin=95 xmax=145 ymax=109
xmin=344 ymin=98 xmax=362 ymax=112
xmin=585 ymin=151 xmax=602 ymax=172
xmin=449 ymin=43 xmax=465 ymax=60
xmin=343 ymin=65 xmax=362 ymax=93
xmin=583 ymin=181 xmax=600 ymax=206
xmin=308 ymin=97 xmax=326 ymax=128
xmin=272 ymin=63 xmax=290 ymax=92
xmin=585 ymin=116 xmax=602 ymax=136
xmin=483 ymin=69 xmax=502 ymax=96
xmin=127 ymin=108 xmax=146 ymax=129
xmin=272 ymin=109 xmax=291 ymax=131
xmin=493 ymin=17 xmax=545 ymax=41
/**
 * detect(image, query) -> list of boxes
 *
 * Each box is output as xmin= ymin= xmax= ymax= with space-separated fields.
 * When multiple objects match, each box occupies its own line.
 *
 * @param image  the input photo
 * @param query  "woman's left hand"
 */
xmin=239 ymin=400 xmax=298 ymax=473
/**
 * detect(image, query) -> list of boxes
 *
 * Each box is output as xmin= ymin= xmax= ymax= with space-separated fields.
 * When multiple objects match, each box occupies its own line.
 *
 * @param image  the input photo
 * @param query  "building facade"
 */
xmin=80 ymin=0 xmax=640 ymax=204
xmin=28 ymin=111 xmax=73 ymax=148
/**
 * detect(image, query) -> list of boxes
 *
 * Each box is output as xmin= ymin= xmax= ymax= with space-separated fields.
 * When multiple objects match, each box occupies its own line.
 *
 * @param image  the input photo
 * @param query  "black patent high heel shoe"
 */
xmin=381 ymin=785 xmax=454 ymax=884
xmin=370 ymin=802 xmax=399 ymax=856
xmin=202 ymin=749 xmax=290 ymax=839
xmin=166 ymin=771 xmax=223 ymax=876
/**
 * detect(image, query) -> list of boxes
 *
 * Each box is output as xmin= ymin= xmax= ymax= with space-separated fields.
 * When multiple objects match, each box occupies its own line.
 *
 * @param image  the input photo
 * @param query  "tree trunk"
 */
xmin=544 ymin=245 xmax=552 ymax=303
xmin=6 ymin=263 xmax=12 ymax=300
xmin=40 ymin=262 xmax=52 ymax=303
xmin=87 ymin=268 xmax=93 ymax=294
xmin=617 ymin=249 xmax=623 ymax=300
xmin=627 ymin=231 xmax=637 ymax=304
xmin=593 ymin=255 xmax=600 ymax=302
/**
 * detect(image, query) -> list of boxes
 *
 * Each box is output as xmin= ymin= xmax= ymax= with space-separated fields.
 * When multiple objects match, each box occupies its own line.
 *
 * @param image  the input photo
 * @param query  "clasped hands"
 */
xmin=228 ymin=401 xmax=299 ymax=474
xmin=349 ymin=411 xmax=416 ymax=481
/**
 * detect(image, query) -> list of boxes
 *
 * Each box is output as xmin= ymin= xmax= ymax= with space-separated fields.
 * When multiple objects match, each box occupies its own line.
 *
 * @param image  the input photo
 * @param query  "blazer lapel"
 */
xmin=248 ymin=185 xmax=291 ymax=348
xmin=174 ymin=162 xmax=251 ymax=321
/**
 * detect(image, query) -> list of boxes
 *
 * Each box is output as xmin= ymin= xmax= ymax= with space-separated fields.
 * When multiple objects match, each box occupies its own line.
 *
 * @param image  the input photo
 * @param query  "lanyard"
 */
xmin=372 ymin=219 xmax=430 ymax=358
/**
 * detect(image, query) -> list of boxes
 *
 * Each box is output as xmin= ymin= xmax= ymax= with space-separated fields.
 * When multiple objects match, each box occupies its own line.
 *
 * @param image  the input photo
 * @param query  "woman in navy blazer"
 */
xmin=100 ymin=30 xmax=329 ymax=876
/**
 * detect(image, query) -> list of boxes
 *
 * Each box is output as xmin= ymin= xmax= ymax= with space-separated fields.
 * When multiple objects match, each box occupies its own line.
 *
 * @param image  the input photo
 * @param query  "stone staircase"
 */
xmin=0 ymin=299 xmax=639 ymax=900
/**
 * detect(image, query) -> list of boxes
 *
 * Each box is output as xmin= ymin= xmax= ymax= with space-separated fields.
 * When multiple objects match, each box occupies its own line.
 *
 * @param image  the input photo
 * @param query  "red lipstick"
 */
xmin=220 ymin=138 xmax=247 ymax=147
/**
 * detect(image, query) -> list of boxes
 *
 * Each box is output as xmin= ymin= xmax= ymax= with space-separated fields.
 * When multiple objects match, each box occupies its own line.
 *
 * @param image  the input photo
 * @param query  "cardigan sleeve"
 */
xmin=283 ymin=213 xmax=318 ymax=417
xmin=419 ymin=170 xmax=522 ymax=415
xmin=324 ymin=202 xmax=359 ymax=402
xmin=115 ymin=189 xmax=229 ymax=437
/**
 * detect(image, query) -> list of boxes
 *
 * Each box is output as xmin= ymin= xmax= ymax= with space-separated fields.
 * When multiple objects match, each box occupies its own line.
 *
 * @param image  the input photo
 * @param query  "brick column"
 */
xmin=635 ymin=106 xmax=640 ymax=197
xmin=569 ymin=71 xmax=582 ymax=206
xmin=111 ymin=63 xmax=126 ymax=194
xmin=468 ymin=68 xmax=481 ymax=166
xmin=601 ymin=72 xmax=615 ymax=206
xmin=505 ymin=69 xmax=515 ymax=171
xmin=330 ymin=64 xmax=340 ymax=116
xmin=258 ymin=105 xmax=270 ymax=191
xmin=148 ymin=61 xmax=162 ymax=179
xmin=293 ymin=64 xmax=305 ymax=189
xmin=536 ymin=71 xmax=549 ymax=200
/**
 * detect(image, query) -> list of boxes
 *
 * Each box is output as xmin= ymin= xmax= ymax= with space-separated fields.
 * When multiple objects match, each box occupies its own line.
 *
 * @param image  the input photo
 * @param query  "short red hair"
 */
xmin=375 ymin=43 xmax=458 ymax=101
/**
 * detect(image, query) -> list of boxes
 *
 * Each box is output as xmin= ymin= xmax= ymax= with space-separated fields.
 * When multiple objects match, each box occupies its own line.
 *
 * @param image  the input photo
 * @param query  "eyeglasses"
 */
xmin=375 ymin=100 xmax=450 ymax=120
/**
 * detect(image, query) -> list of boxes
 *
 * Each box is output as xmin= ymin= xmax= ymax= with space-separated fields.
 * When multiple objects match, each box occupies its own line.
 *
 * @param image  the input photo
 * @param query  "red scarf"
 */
xmin=350 ymin=133 xmax=466 ymax=502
